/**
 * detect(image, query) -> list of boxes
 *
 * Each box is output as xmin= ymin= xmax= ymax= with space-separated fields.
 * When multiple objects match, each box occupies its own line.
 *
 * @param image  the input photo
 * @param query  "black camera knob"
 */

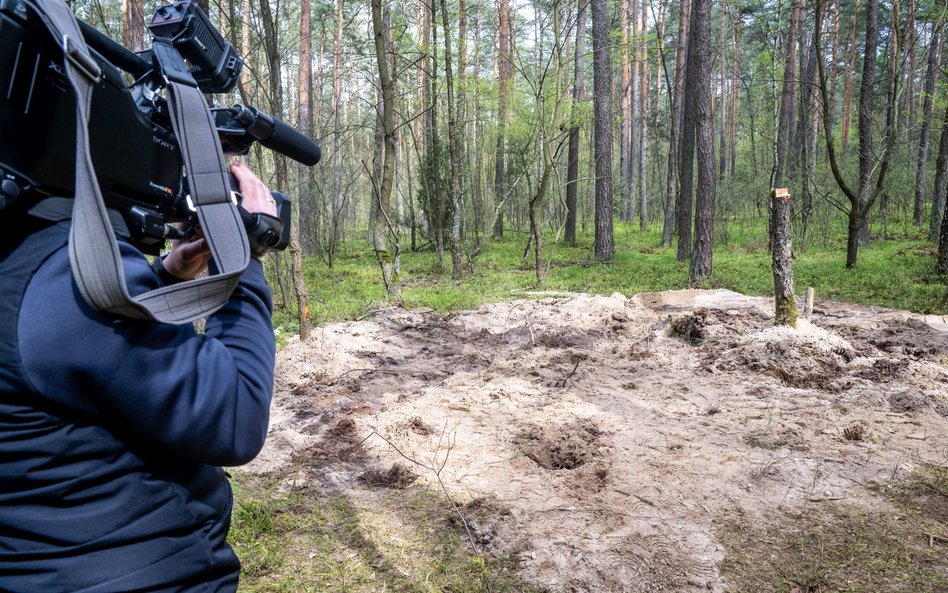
xmin=0 ymin=179 xmax=20 ymax=209
xmin=0 ymin=179 xmax=20 ymax=198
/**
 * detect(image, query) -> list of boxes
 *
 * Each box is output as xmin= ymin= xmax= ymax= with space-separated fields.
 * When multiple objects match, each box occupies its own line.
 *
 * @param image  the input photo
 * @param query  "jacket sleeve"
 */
xmin=18 ymin=238 xmax=276 ymax=467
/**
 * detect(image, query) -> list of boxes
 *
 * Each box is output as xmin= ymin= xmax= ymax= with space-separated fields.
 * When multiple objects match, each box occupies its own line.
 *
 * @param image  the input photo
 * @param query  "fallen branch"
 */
xmin=510 ymin=289 xmax=586 ymax=298
xmin=556 ymin=360 xmax=581 ymax=388
xmin=806 ymin=495 xmax=847 ymax=502
xmin=367 ymin=427 xmax=481 ymax=555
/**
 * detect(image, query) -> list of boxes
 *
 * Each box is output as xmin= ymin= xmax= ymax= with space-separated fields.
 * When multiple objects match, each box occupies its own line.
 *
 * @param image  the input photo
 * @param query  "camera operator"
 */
xmin=0 ymin=160 xmax=278 ymax=592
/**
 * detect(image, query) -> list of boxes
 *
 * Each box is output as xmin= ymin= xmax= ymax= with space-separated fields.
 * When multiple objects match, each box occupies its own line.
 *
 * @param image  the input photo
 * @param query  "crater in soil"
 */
xmin=246 ymin=289 xmax=948 ymax=592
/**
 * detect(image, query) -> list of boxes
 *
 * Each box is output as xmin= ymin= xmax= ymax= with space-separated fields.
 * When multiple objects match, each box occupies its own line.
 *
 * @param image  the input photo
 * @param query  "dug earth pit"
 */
xmin=245 ymin=289 xmax=948 ymax=592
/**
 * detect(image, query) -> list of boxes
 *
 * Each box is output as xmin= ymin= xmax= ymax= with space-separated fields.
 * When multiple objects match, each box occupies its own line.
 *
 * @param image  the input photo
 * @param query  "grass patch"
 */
xmin=229 ymin=471 xmax=545 ymax=593
xmin=271 ymin=220 xmax=948 ymax=333
xmin=717 ymin=464 xmax=948 ymax=593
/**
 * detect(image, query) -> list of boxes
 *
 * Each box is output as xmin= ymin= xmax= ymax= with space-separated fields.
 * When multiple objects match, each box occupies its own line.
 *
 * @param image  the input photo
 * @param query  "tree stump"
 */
xmin=771 ymin=188 xmax=797 ymax=327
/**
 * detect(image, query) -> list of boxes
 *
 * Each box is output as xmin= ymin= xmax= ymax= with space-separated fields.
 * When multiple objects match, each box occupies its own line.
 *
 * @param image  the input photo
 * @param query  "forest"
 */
xmin=82 ymin=0 xmax=948 ymax=331
xmin=75 ymin=0 xmax=948 ymax=590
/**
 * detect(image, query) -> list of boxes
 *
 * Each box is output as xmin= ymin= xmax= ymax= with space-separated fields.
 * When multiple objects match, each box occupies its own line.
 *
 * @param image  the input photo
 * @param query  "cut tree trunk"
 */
xmin=771 ymin=188 xmax=797 ymax=327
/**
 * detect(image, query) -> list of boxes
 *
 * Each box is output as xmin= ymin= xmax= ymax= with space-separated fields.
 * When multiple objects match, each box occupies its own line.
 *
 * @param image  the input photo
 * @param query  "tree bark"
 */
xmin=591 ymin=0 xmax=614 ymax=262
xmin=329 ymin=0 xmax=345 ymax=268
xmin=816 ymin=0 xmax=894 ymax=268
xmin=932 ymin=105 xmax=948 ymax=241
xmin=638 ymin=0 xmax=648 ymax=230
xmin=440 ymin=0 xmax=462 ymax=279
xmin=841 ymin=0 xmax=860 ymax=155
xmin=620 ymin=0 xmax=633 ymax=221
xmin=915 ymin=23 xmax=942 ymax=225
xmin=856 ymin=0 xmax=880 ymax=246
xmin=371 ymin=0 xmax=400 ymax=298
xmin=677 ymin=0 xmax=699 ymax=262
xmin=662 ymin=0 xmax=690 ymax=248
xmin=292 ymin=0 xmax=313 ymax=340
xmin=773 ymin=0 xmax=803 ymax=190
xmin=122 ymin=0 xmax=145 ymax=52
xmin=494 ymin=0 xmax=512 ymax=239
xmin=688 ymin=0 xmax=715 ymax=282
xmin=565 ymin=0 xmax=587 ymax=245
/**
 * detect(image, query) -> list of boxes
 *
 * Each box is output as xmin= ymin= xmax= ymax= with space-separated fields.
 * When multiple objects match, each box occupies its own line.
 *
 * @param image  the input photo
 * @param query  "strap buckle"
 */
xmin=62 ymin=35 xmax=102 ymax=83
xmin=185 ymin=191 xmax=239 ymax=212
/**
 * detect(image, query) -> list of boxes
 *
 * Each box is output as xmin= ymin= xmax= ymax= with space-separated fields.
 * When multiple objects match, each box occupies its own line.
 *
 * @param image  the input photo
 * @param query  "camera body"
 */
xmin=0 ymin=0 xmax=317 ymax=255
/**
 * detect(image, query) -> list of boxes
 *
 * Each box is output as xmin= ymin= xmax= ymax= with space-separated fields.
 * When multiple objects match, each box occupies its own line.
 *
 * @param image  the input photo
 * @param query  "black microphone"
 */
xmin=260 ymin=117 xmax=322 ymax=166
xmin=228 ymin=105 xmax=321 ymax=166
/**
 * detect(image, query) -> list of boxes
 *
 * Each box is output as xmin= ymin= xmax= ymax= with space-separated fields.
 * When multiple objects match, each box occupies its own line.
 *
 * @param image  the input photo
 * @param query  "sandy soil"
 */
xmin=245 ymin=289 xmax=948 ymax=592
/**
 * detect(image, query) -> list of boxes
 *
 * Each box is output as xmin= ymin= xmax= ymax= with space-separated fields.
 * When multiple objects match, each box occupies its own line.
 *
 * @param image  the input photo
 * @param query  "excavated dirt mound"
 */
xmin=245 ymin=289 xmax=948 ymax=592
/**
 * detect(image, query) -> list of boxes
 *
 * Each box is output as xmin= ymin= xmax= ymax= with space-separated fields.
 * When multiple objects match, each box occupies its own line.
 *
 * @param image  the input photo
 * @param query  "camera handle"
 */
xmin=27 ymin=0 xmax=251 ymax=324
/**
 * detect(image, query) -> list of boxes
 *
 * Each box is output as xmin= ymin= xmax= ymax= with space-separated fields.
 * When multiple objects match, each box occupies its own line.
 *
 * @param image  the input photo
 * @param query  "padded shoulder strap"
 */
xmin=26 ymin=0 xmax=249 ymax=324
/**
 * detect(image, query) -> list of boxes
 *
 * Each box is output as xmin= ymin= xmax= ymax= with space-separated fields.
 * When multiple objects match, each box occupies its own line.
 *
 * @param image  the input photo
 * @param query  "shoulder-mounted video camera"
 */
xmin=0 ymin=0 xmax=320 ymax=257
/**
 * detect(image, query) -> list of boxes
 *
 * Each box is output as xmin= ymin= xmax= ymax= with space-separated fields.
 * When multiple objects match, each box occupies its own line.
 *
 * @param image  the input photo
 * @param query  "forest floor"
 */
xmin=235 ymin=289 xmax=948 ymax=593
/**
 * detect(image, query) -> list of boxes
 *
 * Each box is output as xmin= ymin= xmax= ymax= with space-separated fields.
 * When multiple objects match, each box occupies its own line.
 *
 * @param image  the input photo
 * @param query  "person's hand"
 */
xmin=231 ymin=160 xmax=277 ymax=218
xmin=160 ymin=162 xmax=274 ymax=280
xmin=161 ymin=228 xmax=211 ymax=280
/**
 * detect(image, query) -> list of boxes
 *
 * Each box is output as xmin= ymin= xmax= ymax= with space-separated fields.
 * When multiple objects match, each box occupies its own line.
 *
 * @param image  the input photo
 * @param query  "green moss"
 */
xmin=272 ymin=221 xmax=947 ymax=335
xmin=774 ymin=294 xmax=798 ymax=328
xmin=229 ymin=472 xmax=545 ymax=593
xmin=716 ymin=503 xmax=948 ymax=593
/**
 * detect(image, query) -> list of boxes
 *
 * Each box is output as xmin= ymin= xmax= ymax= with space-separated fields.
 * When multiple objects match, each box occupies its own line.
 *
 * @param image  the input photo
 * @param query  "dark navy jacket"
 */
xmin=0 ymin=219 xmax=275 ymax=592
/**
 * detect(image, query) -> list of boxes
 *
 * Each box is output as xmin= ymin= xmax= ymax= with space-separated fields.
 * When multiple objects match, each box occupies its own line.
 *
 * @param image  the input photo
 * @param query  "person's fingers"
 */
xmin=175 ymin=237 xmax=209 ymax=259
xmin=230 ymin=162 xmax=276 ymax=217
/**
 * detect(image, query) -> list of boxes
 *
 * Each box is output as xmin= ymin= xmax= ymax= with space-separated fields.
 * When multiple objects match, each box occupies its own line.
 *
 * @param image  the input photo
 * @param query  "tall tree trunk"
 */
xmin=900 ymin=0 xmax=917 ymax=132
xmin=371 ymin=0 xmax=400 ymax=298
xmin=329 ymin=0 xmax=345 ymax=267
xmin=816 ymin=0 xmax=893 ymax=268
xmin=494 ymin=0 xmax=512 ymax=239
xmin=828 ymin=0 xmax=841 ymax=123
xmin=841 ymin=0 xmax=860 ymax=155
xmin=773 ymin=0 xmax=803 ymax=190
xmin=591 ymin=0 xmax=614 ymax=262
xmin=856 ymin=0 xmax=880 ymax=246
xmin=620 ymin=0 xmax=633 ymax=221
xmin=677 ymin=0 xmax=699 ymax=262
xmin=292 ymin=0 xmax=313 ymax=340
xmin=566 ymin=0 xmax=587 ymax=246
xmin=937 ymin=193 xmax=948 ymax=272
xmin=122 ymin=0 xmax=145 ymax=52
xmin=718 ymin=7 xmax=728 ymax=180
xmin=932 ymin=105 xmax=948 ymax=241
xmin=799 ymin=41 xmax=818 ymax=240
xmin=458 ymin=0 xmax=467 ymax=245
xmin=688 ymin=0 xmax=715 ymax=281
xmin=728 ymin=7 xmax=740 ymax=177
xmin=259 ymin=0 xmax=288 ymax=193
xmin=638 ymin=0 xmax=649 ymax=230
xmin=440 ymin=0 xmax=462 ymax=279
xmin=663 ymin=0 xmax=690 ymax=248
xmin=915 ymin=23 xmax=942 ymax=225
xmin=430 ymin=0 xmax=445 ymax=267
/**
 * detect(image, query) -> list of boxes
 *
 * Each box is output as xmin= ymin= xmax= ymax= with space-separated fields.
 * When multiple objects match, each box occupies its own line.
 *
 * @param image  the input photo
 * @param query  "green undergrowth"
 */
xmin=717 ymin=464 xmax=948 ymax=593
xmin=270 ymin=219 xmax=947 ymax=336
xmin=229 ymin=471 xmax=544 ymax=593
